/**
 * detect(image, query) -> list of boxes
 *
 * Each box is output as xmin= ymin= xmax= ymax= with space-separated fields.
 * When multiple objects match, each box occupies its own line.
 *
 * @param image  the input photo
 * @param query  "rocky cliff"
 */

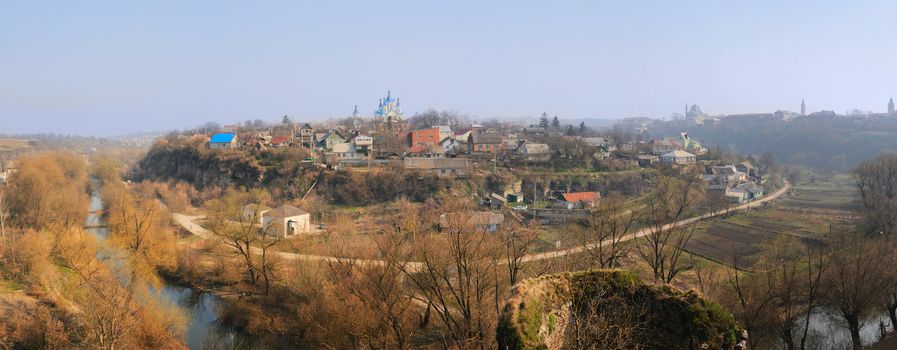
xmin=497 ymin=270 xmax=744 ymax=350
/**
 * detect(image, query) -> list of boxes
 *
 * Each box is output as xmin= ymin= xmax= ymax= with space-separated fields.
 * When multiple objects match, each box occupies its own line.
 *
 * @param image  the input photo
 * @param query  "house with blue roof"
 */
xmin=209 ymin=133 xmax=238 ymax=150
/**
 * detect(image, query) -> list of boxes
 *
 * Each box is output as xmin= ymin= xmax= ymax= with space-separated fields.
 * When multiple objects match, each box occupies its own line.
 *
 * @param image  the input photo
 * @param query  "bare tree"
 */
xmin=823 ymin=233 xmax=892 ymax=350
xmin=760 ymin=236 xmax=827 ymax=350
xmin=575 ymin=195 xmax=641 ymax=269
xmin=636 ymin=174 xmax=704 ymax=284
xmin=326 ymin=232 xmax=416 ymax=349
xmin=398 ymin=211 xmax=501 ymax=349
xmin=205 ymin=190 xmax=281 ymax=294
xmin=855 ymin=153 xmax=897 ymax=235
xmin=496 ymin=220 xmax=537 ymax=286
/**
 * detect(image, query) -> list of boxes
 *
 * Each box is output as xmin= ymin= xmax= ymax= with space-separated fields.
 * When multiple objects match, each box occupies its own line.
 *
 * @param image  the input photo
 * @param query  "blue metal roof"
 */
xmin=210 ymin=133 xmax=236 ymax=143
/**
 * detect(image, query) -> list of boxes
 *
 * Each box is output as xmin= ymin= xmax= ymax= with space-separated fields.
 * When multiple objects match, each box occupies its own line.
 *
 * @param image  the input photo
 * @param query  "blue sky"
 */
xmin=1 ymin=1 xmax=896 ymax=136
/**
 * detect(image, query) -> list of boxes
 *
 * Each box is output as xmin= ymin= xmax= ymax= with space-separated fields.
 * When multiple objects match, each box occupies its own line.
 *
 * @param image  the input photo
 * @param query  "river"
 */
xmin=85 ymin=184 xmax=253 ymax=349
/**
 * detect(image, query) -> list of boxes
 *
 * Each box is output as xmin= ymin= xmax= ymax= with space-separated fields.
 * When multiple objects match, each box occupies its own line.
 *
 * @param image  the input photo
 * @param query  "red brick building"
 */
xmin=410 ymin=127 xmax=441 ymax=148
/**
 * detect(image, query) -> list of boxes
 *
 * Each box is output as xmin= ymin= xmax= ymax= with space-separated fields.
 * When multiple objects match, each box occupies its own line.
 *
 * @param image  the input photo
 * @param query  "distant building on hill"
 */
xmin=262 ymin=205 xmax=311 ymax=237
xmin=209 ymin=133 xmax=238 ymax=149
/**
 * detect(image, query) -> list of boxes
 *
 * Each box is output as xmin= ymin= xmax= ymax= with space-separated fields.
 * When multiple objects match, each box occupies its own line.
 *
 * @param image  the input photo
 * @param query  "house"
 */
xmin=558 ymin=192 xmax=600 ymax=209
xmin=435 ymin=125 xmax=453 ymax=141
xmin=404 ymin=158 xmax=469 ymax=176
xmin=468 ymin=132 xmax=504 ymax=156
xmin=454 ymin=130 xmax=472 ymax=143
xmin=317 ymin=131 xmax=347 ymax=151
xmin=262 ymin=204 xmax=311 ymax=237
xmin=439 ymin=137 xmax=465 ymax=155
xmin=707 ymin=184 xmax=746 ymax=203
xmin=580 ymin=137 xmax=611 ymax=149
xmin=352 ymin=135 xmax=374 ymax=156
xmin=410 ymin=127 xmax=442 ymax=148
xmin=661 ymin=150 xmax=696 ymax=165
xmin=241 ymin=204 xmax=272 ymax=226
xmin=352 ymin=135 xmax=373 ymax=147
xmin=517 ymin=143 xmax=551 ymax=162
xmin=706 ymin=165 xmax=747 ymax=184
xmin=507 ymin=193 xmax=525 ymax=203
xmin=490 ymin=193 xmax=508 ymax=209
xmin=209 ymin=133 xmax=238 ymax=149
xmin=736 ymin=161 xmax=758 ymax=178
xmin=328 ymin=143 xmax=364 ymax=161
xmin=438 ymin=212 xmax=505 ymax=233
xmin=270 ymin=136 xmax=291 ymax=147
xmin=735 ymin=182 xmax=764 ymax=200
xmin=636 ymin=155 xmax=659 ymax=167
xmin=523 ymin=126 xmax=547 ymax=138
xmin=651 ymin=139 xmax=682 ymax=155
xmin=298 ymin=123 xmax=315 ymax=146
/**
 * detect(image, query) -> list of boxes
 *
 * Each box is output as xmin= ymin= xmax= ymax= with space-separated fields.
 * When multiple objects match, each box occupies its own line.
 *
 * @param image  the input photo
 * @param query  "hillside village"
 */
xmin=163 ymin=92 xmax=772 ymax=233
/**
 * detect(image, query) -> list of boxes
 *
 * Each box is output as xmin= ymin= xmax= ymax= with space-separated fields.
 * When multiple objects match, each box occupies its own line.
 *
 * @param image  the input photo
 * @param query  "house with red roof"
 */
xmin=270 ymin=136 xmax=291 ymax=147
xmin=557 ymin=191 xmax=600 ymax=209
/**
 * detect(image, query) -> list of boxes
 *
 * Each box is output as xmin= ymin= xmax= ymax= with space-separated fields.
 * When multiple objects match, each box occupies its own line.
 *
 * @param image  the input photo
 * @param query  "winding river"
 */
xmin=85 ymin=184 xmax=253 ymax=349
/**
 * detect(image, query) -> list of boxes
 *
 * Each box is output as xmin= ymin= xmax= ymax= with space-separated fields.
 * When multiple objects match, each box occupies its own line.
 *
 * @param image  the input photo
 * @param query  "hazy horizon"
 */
xmin=2 ymin=1 xmax=896 ymax=136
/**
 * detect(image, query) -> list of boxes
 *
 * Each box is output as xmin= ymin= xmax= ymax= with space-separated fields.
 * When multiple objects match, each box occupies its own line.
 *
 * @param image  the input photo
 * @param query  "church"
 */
xmin=374 ymin=91 xmax=404 ymax=125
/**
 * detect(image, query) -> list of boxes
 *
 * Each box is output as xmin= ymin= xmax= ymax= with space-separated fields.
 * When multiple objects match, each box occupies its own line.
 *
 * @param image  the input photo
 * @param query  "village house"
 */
xmin=327 ymin=143 xmax=364 ymax=161
xmin=404 ymin=157 xmax=469 ymax=176
xmin=468 ymin=131 xmax=504 ymax=157
xmin=241 ymin=203 xmax=272 ymax=226
xmin=454 ymin=129 xmax=472 ymax=143
xmin=661 ymin=150 xmax=696 ymax=165
xmin=298 ymin=123 xmax=315 ymax=147
xmin=517 ymin=142 xmax=551 ymax=162
xmin=410 ymin=127 xmax=442 ymax=148
xmin=439 ymin=137 xmax=465 ymax=156
xmin=651 ymin=139 xmax=682 ymax=155
xmin=352 ymin=134 xmax=373 ymax=156
xmin=435 ymin=125 xmax=453 ymax=141
xmin=734 ymin=182 xmax=764 ymax=200
xmin=209 ymin=133 xmax=238 ymax=150
xmin=490 ymin=193 xmax=508 ymax=209
xmin=317 ymin=130 xmax=346 ymax=151
xmin=705 ymin=165 xmax=747 ymax=185
xmin=636 ymin=155 xmax=659 ymax=167
xmin=270 ymin=136 xmax=291 ymax=148
xmin=557 ymin=191 xmax=600 ymax=209
xmin=438 ymin=212 xmax=505 ymax=233
xmin=522 ymin=126 xmax=547 ymax=139
xmin=736 ymin=161 xmax=758 ymax=178
xmin=262 ymin=204 xmax=311 ymax=238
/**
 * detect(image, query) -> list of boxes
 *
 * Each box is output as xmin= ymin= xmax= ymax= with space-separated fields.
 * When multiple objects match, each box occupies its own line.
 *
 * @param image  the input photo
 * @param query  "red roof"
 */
xmin=271 ymin=136 xmax=290 ymax=144
xmin=560 ymin=192 xmax=600 ymax=203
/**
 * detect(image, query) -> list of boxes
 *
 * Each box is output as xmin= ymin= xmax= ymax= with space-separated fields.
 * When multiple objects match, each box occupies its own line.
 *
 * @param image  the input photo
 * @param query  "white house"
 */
xmin=241 ymin=203 xmax=272 ymax=226
xmin=262 ymin=205 xmax=311 ymax=238
xmin=661 ymin=150 xmax=696 ymax=165
xmin=328 ymin=143 xmax=365 ymax=161
xmin=517 ymin=143 xmax=551 ymax=162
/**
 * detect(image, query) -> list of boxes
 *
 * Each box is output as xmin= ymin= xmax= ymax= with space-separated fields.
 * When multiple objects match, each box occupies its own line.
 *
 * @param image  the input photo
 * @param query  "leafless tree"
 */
xmin=636 ymin=173 xmax=704 ymax=284
xmin=496 ymin=220 xmax=537 ymax=286
xmin=823 ymin=232 xmax=893 ymax=350
xmin=327 ymin=237 xmax=416 ymax=350
xmin=205 ymin=191 xmax=281 ymax=295
xmin=855 ymin=153 xmax=897 ymax=235
xmin=575 ymin=195 xmax=641 ymax=269
xmin=398 ymin=211 xmax=501 ymax=349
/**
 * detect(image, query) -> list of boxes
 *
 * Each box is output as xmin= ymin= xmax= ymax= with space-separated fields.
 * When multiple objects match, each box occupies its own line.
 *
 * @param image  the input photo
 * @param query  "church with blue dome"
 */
xmin=374 ymin=90 xmax=404 ymax=125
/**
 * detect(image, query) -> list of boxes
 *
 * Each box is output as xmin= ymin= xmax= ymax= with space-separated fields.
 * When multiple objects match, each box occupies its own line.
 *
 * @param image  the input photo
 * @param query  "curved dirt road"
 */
xmin=173 ymin=181 xmax=790 ymax=267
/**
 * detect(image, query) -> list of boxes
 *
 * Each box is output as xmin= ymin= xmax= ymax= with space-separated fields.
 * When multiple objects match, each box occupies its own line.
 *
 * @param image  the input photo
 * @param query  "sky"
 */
xmin=1 ymin=1 xmax=896 ymax=136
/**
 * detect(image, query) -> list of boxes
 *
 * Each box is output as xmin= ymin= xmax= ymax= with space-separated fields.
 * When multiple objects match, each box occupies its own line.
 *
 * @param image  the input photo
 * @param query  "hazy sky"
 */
xmin=2 ymin=1 xmax=896 ymax=136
